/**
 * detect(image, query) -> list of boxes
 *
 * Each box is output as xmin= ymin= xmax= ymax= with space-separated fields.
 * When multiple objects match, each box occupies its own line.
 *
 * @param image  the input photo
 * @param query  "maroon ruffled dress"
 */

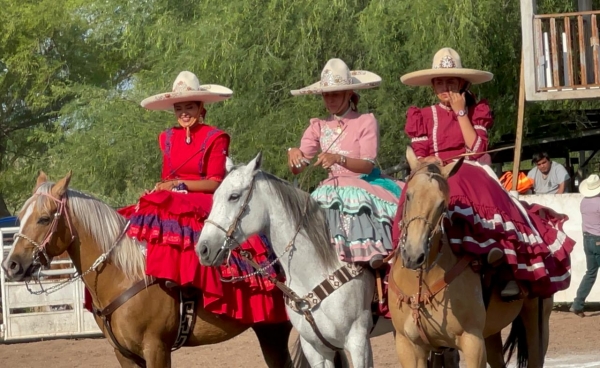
xmin=85 ymin=123 xmax=288 ymax=324
xmin=392 ymin=101 xmax=574 ymax=298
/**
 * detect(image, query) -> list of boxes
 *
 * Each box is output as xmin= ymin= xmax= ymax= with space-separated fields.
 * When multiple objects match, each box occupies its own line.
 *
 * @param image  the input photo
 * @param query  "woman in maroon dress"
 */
xmin=393 ymin=48 xmax=575 ymax=299
xmin=114 ymin=71 xmax=288 ymax=324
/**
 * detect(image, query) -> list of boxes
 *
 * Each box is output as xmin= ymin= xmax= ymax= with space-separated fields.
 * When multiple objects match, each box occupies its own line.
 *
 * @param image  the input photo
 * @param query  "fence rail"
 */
xmin=0 ymin=227 xmax=101 ymax=342
xmin=534 ymin=10 xmax=600 ymax=92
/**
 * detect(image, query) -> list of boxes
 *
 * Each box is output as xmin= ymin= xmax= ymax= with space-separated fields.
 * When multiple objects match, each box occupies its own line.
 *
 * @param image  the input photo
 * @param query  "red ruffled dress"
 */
xmin=392 ymin=101 xmax=575 ymax=298
xmin=85 ymin=123 xmax=288 ymax=324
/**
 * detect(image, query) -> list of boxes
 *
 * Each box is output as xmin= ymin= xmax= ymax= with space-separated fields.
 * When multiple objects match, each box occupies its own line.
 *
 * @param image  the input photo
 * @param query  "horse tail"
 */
xmin=502 ymin=315 xmax=528 ymax=368
xmin=290 ymin=335 xmax=349 ymax=368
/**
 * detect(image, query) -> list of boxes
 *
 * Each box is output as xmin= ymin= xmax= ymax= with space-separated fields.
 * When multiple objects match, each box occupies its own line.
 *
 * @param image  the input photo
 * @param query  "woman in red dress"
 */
xmin=393 ymin=48 xmax=575 ymax=299
xmin=114 ymin=71 xmax=288 ymax=324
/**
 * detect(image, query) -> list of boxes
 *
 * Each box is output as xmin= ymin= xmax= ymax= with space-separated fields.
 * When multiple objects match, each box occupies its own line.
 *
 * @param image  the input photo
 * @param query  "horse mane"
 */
xmin=27 ymin=182 xmax=145 ymax=279
xmin=232 ymin=166 xmax=339 ymax=270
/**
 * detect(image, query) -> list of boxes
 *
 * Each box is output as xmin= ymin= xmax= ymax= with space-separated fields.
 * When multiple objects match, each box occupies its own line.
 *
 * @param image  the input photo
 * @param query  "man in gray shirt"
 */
xmin=527 ymin=152 xmax=570 ymax=194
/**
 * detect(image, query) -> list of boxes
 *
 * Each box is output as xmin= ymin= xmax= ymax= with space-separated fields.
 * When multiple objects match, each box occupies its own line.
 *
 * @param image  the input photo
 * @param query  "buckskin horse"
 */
xmin=388 ymin=147 xmax=552 ymax=368
xmin=1 ymin=171 xmax=295 ymax=368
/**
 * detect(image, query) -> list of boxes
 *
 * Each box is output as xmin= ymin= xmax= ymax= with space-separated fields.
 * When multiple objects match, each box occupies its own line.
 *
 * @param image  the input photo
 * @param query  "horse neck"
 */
xmin=256 ymin=184 xmax=341 ymax=291
xmin=67 ymin=218 xmax=137 ymax=307
xmin=428 ymin=231 xmax=457 ymax=269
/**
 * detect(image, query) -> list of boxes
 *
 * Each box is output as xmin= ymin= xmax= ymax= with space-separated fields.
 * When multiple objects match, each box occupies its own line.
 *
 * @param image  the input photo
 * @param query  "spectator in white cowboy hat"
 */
xmin=571 ymin=174 xmax=600 ymax=317
xmin=287 ymin=58 xmax=402 ymax=270
xmin=392 ymin=47 xmax=575 ymax=301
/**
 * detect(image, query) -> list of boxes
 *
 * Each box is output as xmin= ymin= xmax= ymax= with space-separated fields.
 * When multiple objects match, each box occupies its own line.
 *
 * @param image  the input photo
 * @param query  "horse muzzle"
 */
xmin=401 ymin=247 xmax=427 ymax=270
xmin=1 ymin=256 xmax=40 ymax=281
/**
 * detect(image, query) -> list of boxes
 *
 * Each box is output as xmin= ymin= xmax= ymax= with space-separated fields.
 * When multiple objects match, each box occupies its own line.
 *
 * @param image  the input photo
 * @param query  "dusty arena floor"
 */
xmin=0 ymin=311 xmax=598 ymax=367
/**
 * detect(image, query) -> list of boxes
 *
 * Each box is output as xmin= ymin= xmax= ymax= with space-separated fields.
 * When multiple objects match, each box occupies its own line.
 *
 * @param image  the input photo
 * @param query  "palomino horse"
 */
xmin=1 ymin=171 xmax=294 ymax=368
xmin=388 ymin=147 xmax=551 ymax=368
xmin=197 ymin=153 xmax=396 ymax=368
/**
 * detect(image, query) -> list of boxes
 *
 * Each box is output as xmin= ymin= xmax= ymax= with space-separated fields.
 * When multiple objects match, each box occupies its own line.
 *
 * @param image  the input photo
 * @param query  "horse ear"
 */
xmin=52 ymin=170 xmax=72 ymax=198
xmin=34 ymin=171 xmax=48 ymax=193
xmin=249 ymin=151 xmax=262 ymax=172
xmin=225 ymin=156 xmax=235 ymax=173
xmin=441 ymin=157 xmax=464 ymax=179
xmin=406 ymin=146 xmax=420 ymax=172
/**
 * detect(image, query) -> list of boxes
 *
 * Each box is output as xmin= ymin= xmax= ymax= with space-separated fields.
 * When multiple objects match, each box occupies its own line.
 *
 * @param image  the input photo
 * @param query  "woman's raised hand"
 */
xmin=449 ymin=91 xmax=466 ymax=114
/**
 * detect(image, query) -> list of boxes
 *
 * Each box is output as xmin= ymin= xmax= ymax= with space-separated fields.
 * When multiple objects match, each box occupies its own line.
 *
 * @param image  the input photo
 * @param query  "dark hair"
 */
xmin=461 ymin=82 xmax=477 ymax=108
xmin=532 ymin=152 xmax=550 ymax=164
xmin=350 ymin=92 xmax=360 ymax=112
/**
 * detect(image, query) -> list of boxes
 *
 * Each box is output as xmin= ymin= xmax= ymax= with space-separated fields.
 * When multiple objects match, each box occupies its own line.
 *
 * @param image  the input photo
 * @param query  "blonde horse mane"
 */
xmin=22 ymin=182 xmax=145 ymax=279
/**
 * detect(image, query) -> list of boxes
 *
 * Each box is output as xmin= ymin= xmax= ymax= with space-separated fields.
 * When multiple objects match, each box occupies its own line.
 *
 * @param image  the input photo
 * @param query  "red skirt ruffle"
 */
xmin=393 ymin=163 xmax=575 ymax=298
xmin=85 ymin=190 xmax=288 ymax=324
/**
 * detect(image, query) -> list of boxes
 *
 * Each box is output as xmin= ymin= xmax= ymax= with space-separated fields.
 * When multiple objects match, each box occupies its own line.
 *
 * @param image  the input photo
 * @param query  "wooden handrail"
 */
xmin=535 ymin=10 xmax=600 ymax=19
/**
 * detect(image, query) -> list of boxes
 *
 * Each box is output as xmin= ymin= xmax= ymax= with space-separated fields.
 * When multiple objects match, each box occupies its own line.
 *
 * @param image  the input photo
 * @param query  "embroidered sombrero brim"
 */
xmin=291 ymin=71 xmax=382 ymax=96
xmin=141 ymin=85 xmax=233 ymax=110
xmin=401 ymin=68 xmax=493 ymax=86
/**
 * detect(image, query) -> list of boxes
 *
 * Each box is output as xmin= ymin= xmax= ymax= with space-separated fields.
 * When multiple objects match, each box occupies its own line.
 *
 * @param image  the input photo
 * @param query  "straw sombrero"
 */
xmin=579 ymin=174 xmax=600 ymax=197
xmin=400 ymin=48 xmax=493 ymax=87
xmin=291 ymin=58 xmax=381 ymax=96
xmin=141 ymin=71 xmax=233 ymax=110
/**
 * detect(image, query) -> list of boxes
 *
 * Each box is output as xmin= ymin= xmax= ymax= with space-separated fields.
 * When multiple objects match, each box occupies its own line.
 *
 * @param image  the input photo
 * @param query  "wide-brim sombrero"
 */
xmin=400 ymin=47 xmax=493 ymax=87
xmin=291 ymin=58 xmax=381 ymax=96
xmin=141 ymin=71 xmax=233 ymax=110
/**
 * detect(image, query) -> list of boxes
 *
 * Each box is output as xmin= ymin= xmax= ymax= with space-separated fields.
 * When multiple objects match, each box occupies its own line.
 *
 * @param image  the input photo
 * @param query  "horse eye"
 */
xmin=228 ymin=193 xmax=241 ymax=201
xmin=37 ymin=216 xmax=51 ymax=225
xmin=406 ymin=193 xmax=412 ymax=201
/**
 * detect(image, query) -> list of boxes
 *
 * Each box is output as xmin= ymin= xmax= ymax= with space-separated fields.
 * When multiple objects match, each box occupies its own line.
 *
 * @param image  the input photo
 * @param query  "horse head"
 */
xmin=2 ymin=171 xmax=76 ymax=281
xmin=399 ymin=147 xmax=463 ymax=270
xmin=197 ymin=152 xmax=267 ymax=266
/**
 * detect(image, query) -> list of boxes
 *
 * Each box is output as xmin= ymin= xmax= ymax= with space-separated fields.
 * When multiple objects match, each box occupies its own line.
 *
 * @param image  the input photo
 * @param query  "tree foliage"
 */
xmin=0 ymin=0 xmax=597 ymax=212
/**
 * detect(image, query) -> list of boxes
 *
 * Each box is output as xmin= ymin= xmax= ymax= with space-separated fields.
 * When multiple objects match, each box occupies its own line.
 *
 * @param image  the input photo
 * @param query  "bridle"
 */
xmin=204 ymin=175 xmax=258 ymax=266
xmin=14 ymin=190 xmax=128 ymax=296
xmin=398 ymin=167 xmax=449 ymax=270
xmin=15 ymin=192 xmax=78 ymax=273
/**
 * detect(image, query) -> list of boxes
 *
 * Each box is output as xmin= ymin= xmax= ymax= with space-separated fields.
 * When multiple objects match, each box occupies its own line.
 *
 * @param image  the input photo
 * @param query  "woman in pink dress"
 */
xmin=287 ymin=58 xmax=402 ymax=269
xmin=393 ymin=48 xmax=575 ymax=299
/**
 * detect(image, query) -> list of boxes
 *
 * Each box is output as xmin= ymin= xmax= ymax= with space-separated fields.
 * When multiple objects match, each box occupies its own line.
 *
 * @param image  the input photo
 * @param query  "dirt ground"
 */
xmin=0 ymin=311 xmax=598 ymax=368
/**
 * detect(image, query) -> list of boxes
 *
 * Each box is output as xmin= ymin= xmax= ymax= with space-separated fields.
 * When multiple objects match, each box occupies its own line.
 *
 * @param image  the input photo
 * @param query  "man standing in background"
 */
xmin=527 ymin=152 xmax=570 ymax=194
xmin=571 ymin=174 xmax=600 ymax=317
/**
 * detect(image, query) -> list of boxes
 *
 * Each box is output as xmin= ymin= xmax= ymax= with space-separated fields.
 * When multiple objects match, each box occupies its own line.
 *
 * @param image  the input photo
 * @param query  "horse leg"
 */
xmin=519 ymin=297 xmax=550 ymax=368
xmin=395 ymin=333 xmax=428 ymax=368
xmin=114 ymin=349 xmax=142 ymax=368
xmin=251 ymin=321 xmax=293 ymax=368
xmin=299 ymin=336 xmax=337 ymax=368
xmin=143 ymin=342 xmax=171 ymax=368
xmin=484 ymin=332 xmax=505 ymax=368
xmin=345 ymin=320 xmax=374 ymax=368
xmin=458 ymin=332 xmax=486 ymax=368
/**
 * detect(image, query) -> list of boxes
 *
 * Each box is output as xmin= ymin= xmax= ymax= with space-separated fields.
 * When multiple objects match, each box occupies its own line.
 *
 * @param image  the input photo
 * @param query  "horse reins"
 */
xmin=203 ymin=124 xmax=357 ymax=352
xmin=388 ymin=166 xmax=475 ymax=347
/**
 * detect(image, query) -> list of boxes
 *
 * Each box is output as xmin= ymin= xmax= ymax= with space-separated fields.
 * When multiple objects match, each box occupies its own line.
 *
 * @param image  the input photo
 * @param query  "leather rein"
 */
xmin=15 ymin=191 xmax=159 ymax=367
xmin=387 ymin=167 xmax=474 ymax=347
xmin=204 ymin=173 xmax=364 ymax=352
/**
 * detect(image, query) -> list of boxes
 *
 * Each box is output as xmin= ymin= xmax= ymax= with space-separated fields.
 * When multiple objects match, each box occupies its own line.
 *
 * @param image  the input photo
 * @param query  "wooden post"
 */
xmin=512 ymin=54 xmax=526 ymax=192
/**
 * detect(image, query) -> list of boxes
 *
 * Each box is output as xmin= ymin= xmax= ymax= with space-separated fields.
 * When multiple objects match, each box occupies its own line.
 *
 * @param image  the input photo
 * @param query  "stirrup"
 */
xmin=487 ymin=248 xmax=504 ymax=266
xmin=500 ymin=280 xmax=523 ymax=302
xmin=369 ymin=255 xmax=385 ymax=269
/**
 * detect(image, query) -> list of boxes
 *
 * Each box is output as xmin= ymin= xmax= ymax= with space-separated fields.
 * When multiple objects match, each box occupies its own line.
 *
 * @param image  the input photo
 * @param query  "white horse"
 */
xmin=196 ymin=153 xmax=394 ymax=368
